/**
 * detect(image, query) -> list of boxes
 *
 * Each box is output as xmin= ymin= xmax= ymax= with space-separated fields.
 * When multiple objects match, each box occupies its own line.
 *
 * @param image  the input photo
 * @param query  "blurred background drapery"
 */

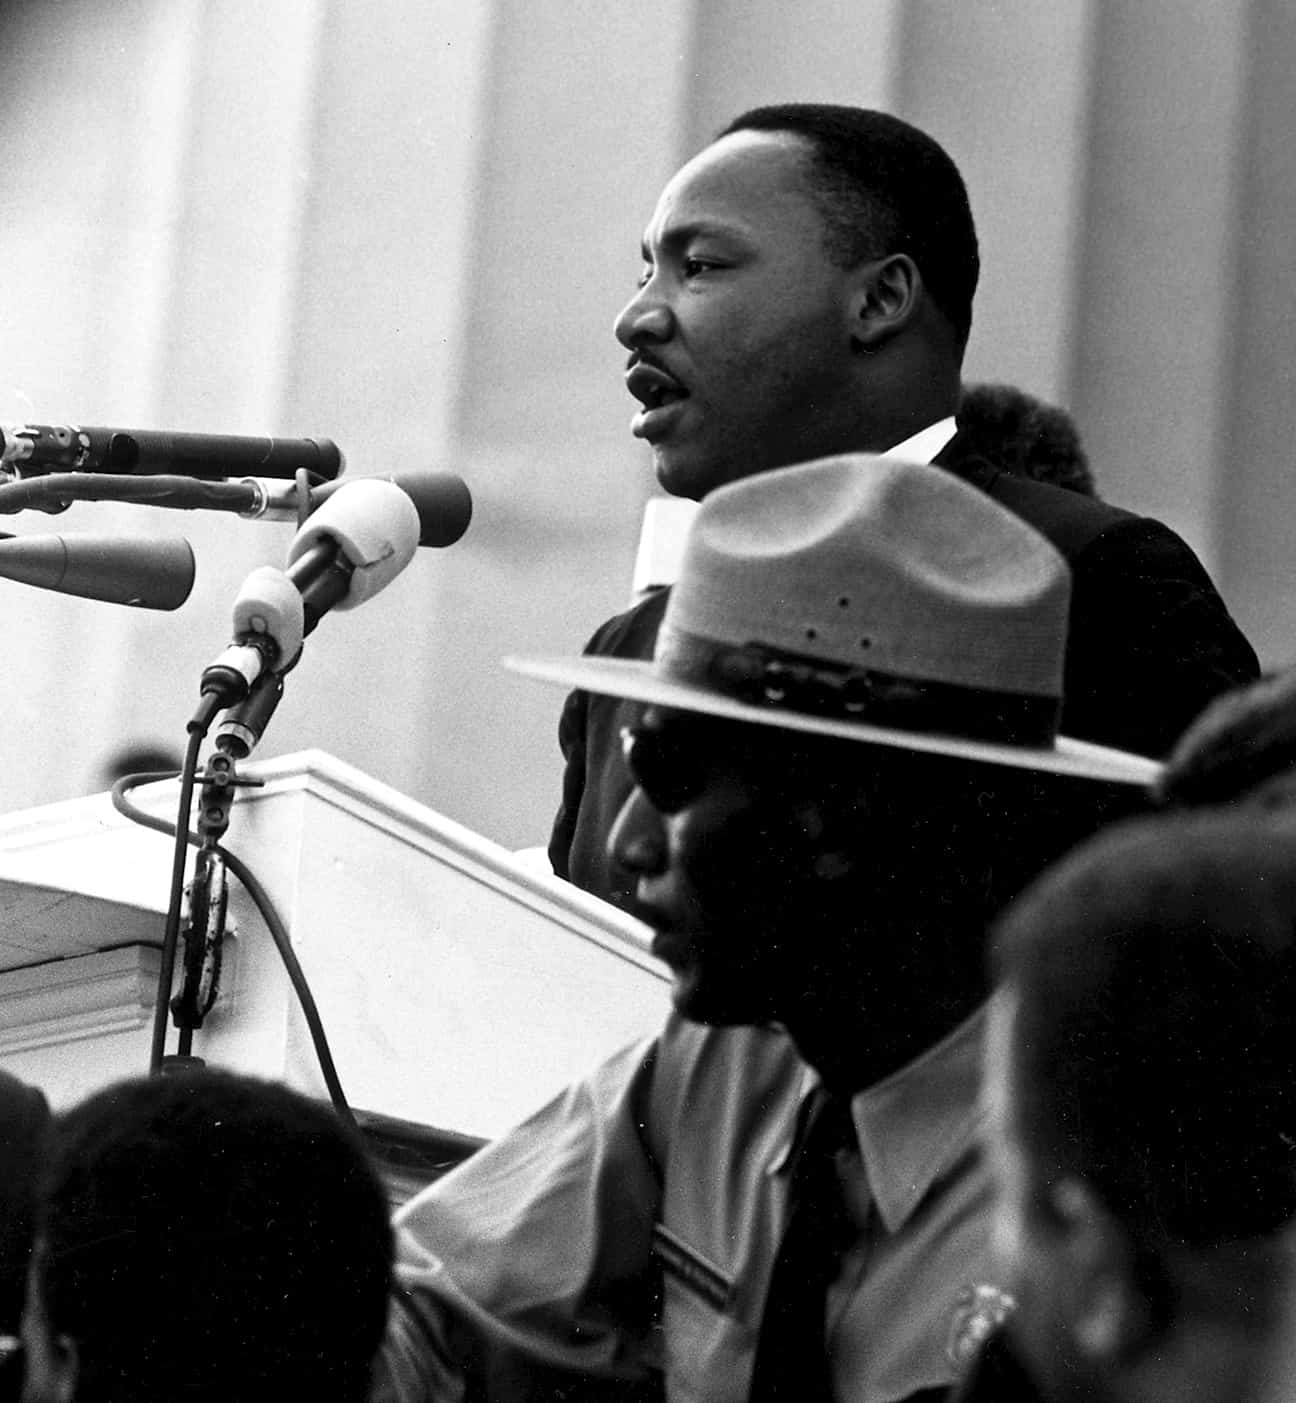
xmin=0 ymin=0 xmax=1292 ymax=848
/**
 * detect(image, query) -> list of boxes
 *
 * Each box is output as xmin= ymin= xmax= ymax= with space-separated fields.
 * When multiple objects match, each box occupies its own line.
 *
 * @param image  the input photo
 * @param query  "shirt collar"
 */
xmin=883 ymin=416 xmax=958 ymax=466
xmin=851 ymin=1003 xmax=989 ymax=1234
xmin=771 ymin=1004 xmax=988 ymax=1233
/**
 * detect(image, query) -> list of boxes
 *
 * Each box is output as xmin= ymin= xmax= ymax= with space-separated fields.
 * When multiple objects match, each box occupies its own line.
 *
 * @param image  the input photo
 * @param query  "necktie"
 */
xmin=749 ymin=1089 xmax=857 ymax=1403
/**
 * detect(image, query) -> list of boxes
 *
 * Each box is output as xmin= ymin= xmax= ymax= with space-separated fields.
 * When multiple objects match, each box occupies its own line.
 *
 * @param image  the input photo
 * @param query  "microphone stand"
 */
xmin=160 ymin=745 xmax=265 ymax=1071
xmin=19 ymin=460 xmax=367 ymax=1096
xmin=169 ymin=752 xmax=233 ymax=1064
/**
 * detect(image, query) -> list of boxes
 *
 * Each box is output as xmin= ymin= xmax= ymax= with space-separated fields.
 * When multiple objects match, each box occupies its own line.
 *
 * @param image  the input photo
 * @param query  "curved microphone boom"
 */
xmin=0 ymin=532 xmax=195 ymax=609
xmin=195 ymin=478 xmax=431 ymax=731
xmin=0 ymin=468 xmax=473 ymax=551
xmin=235 ymin=470 xmax=472 ymax=546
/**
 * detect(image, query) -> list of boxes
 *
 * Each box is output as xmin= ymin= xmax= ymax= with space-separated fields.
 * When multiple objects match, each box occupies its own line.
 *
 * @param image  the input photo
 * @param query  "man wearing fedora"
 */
xmin=550 ymin=101 xmax=1258 ymax=907
xmin=378 ymin=458 xmax=1159 ymax=1403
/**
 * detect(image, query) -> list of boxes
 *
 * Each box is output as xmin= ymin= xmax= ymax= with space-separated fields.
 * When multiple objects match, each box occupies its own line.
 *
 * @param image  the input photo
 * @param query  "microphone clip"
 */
xmin=173 ymin=847 xmax=228 ymax=1032
xmin=170 ymin=753 xmax=265 ymax=1035
xmin=193 ymin=752 xmax=267 ymax=840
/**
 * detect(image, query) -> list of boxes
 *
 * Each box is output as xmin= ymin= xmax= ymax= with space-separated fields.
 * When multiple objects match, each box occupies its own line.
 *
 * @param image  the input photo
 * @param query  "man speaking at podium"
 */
xmin=549 ymin=102 xmax=1258 ymax=908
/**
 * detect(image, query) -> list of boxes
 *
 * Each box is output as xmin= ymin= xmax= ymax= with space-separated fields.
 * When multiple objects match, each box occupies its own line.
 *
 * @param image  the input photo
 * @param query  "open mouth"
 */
xmin=644 ymin=385 xmax=686 ymax=410
xmin=626 ymin=363 xmax=688 ymax=410
xmin=626 ymin=363 xmax=689 ymax=438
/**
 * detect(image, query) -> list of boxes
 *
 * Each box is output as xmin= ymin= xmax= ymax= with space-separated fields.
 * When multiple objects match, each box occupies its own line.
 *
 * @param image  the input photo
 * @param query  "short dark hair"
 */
xmin=719 ymin=103 xmax=980 ymax=345
xmin=38 ymin=1070 xmax=393 ymax=1403
xmin=992 ymin=811 xmax=1296 ymax=1249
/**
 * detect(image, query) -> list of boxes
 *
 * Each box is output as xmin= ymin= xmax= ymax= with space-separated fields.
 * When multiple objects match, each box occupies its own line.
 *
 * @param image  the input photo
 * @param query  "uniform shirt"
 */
xmin=375 ymin=1007 xmax=1008 ymax=1403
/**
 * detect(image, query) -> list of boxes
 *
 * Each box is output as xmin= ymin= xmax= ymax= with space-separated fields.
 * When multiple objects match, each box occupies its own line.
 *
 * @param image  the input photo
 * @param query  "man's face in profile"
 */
xmin=612 ymin=708 xmax=868 ymax=1026
xmin=984 ymin=988 xmax=1107 ymax=1403
xmin=614 ymin=130 xmax=863 ymax=501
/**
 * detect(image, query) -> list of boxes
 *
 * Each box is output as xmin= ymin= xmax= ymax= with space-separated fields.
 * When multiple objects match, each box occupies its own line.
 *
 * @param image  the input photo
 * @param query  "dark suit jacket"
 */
xmin=549 ymin=435 xmax=1261 ymax=905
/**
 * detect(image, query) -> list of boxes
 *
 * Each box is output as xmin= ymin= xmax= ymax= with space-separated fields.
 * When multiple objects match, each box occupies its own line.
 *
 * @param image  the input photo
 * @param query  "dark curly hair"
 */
xmin=957 ymin=383 xmax=1096 ymax=496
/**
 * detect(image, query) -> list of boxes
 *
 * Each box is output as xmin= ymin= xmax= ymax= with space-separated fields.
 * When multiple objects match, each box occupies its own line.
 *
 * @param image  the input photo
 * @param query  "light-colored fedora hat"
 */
xmin=507 ymin=455 xmax=1162 ymax=787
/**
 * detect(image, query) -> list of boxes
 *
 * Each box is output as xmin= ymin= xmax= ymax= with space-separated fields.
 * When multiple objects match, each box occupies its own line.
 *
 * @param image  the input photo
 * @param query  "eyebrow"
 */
xmin=639 ymin=218 xmax=750 ymax=261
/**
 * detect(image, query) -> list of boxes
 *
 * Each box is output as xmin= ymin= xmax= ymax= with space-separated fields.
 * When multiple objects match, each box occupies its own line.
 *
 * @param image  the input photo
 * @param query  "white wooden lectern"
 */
xmin=0 ymin=750 xmax=669 ymax=1173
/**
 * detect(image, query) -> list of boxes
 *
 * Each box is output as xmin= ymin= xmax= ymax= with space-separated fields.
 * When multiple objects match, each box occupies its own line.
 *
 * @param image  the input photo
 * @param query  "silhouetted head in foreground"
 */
xmin=23 ymin=1070 xmax=392 ymax=1403
xmin=984 ymin=809 xmax=1296 ymax=1403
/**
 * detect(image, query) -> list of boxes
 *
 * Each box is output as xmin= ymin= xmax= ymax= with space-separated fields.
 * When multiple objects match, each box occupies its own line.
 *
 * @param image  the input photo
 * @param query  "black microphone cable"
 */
xmin=111 ymin=765 xmax=354 ymax=1125
xmin=134 ymin=733 xmax=204 ymax=1079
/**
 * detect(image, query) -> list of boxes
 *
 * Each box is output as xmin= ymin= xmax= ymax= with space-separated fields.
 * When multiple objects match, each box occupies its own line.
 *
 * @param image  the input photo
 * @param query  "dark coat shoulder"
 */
xmin=548 ymin=590 xmax=667 ymax=887
xmin=944 ymin=453 xmax=1260 ymax=757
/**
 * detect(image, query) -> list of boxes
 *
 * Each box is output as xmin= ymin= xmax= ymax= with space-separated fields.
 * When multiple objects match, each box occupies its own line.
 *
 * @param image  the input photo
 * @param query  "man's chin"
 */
xmin=652 ymin=446 xmax=729 ymax=503
xmin=668 ymin=967 xmax=775 ymax=1028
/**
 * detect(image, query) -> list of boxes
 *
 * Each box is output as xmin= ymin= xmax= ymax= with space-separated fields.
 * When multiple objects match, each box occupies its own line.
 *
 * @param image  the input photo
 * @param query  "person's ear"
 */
xmin=38 ymin=1332 xmax=78 ymax=1403
xmin=1048 ymin=1176 xmax=1154 ymax=1366
xmin=848 ymin=254 xmax=922 ymax=352
xmin=19 ymin=1240 xmax=78 ymax=1403
xmin=790 ymin=802 xmax=856 ymax=881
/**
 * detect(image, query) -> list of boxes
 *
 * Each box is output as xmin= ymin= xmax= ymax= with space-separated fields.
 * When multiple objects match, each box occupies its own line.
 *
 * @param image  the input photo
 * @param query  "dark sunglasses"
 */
xmin=622 ymin=713 xmax=844 ymax=817
xmin=620 ymin=722 xmax=710 ymax=814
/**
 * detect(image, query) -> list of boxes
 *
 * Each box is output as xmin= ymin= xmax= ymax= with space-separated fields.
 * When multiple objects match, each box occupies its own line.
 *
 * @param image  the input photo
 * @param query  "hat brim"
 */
xmin=506 ymin=654 xmax=1163 ymax=788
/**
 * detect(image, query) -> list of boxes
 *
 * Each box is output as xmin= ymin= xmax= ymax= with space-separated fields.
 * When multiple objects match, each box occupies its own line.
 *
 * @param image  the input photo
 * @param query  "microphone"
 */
xmin=245 ymin=471 xmax=473 ymax=547
xmin=0 ymin=467 xmax=473 ymax=551
xmin=197 ymin=478 xmax=425 ymax=717
xmin=214 ymin=670 xmax=285 ymax=760
xmin=0 ymin=532 xmax=194 ymax=609
xmin=0 ymin=424 xmax=344 ymax=481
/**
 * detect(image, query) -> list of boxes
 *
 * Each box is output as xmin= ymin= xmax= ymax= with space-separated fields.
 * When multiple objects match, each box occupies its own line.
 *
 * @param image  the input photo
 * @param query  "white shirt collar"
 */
xmin=883 ymin=416 xmax=958 ymax=467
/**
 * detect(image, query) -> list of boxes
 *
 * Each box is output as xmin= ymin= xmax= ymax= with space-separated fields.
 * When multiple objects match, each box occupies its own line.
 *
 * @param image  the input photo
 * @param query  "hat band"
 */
xmin=656 ymin=630 xmax=1061 ymax=747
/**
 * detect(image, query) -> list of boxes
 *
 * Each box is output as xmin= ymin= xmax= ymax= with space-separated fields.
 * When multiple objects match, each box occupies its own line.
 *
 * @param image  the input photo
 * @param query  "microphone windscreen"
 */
xmin=287 ymin=478 xmax=420 ymax=607
xmin=232 ymin=565 xmax=305 ymax=662
xmin=0 ymin=534 xmax=194 ymax=610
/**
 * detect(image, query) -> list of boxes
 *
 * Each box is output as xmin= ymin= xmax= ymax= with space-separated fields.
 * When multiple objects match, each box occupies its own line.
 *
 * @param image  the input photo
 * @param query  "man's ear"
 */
xmin=789 ymin=801 xmax=858 ymax=881
xmin=41 ymin=1332 xmax=79 ymax=1403
xmin=21 ymin=1240 xmax=79 ymax=1403
xmin=1048 ymin=1176 xmax=1155 ymax=1366
xmin=848 ymin=253 xmax=922 ymax=351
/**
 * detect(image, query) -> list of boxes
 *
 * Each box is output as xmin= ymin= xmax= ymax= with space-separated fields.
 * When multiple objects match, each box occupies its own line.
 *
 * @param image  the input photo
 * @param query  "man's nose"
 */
xmin=614 ymin=278 xmax=672 ymax=349
xmin=608 ymin=785 xmax=667 ymax=877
